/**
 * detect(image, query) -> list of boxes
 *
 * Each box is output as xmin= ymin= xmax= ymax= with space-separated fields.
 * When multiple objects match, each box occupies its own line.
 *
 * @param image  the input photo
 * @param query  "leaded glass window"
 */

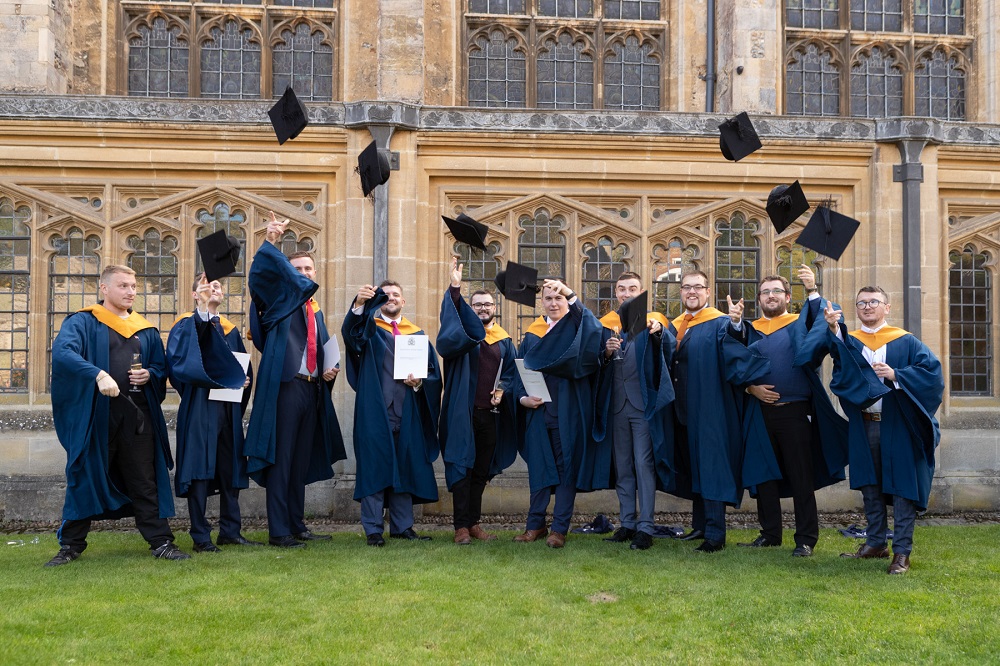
xmin=915 ymin=0 xmax=964 ymax=34
xmin=582 ymin=237 xmax=628 ymax=318
xmin=273 ymin=0 xmax=334 ymax=7
xmin=127 ymin=229 xmax=179 ymax=342
xmin=128 ymin=17 xmax=189 ymax=97
xmin=786 ymin=0 xmax=839 ymax=29
xmin=48 ymin=228 xmax=101 ymax=388
xmin=469 ymin=0 xmax=526 ymax=12
xmin=538 ymin=0 xmax=594 ymax=18
xmin=537 ymin=32 xmax=594 ymax=109
xmin=517 ymin=209 xmax=566 ymax=335
xmin=915 ymin=48 xmax=965 ymax=120
xmin=272 ymin=22 xmax=333 ymax=101
xmin=849 ymin=0 xmax=902 ymax=32
xmin=850 ymin=46 xmax=904 ymax=118
xmin=455 ymin=241 xmax=504 ymax=324
xmin=604 ymin=35 xmax=660 ymax=111
xmin=469 ymin=28 xmax=527 ymax=108
xmin=200 ymin=19 xmax=262 ymax=99
xmin=604 ymin=0 xmax=659 ymax=20
xmin=652 ymin=239 xmax=696 ymax=319
xmin=196 ymin=203 xmax=248 ymax=330
xmin=0 ymin=199 xmax=30 ymax=392
xmin=787 ymin=42 xmax=840 ymax=116
xmin=776 ymin=246 xmax=822 ymax=315
xmin=715 ymin=213 xmax=760 ymax=320
xmin=278 ymin=231 xmax=314 ymax=257
xmin=949 ymin=247 xmax=991 ymax=395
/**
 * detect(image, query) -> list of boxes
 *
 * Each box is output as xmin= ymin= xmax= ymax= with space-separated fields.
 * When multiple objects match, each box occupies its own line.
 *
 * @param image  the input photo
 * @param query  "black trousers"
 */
xmin=452 ymin=408 xmax=497 ymax=530
xmin=754 ymin=401 xmax=818 ymax=548
xmin=187 ymin=413 xmax=242 ymax=544
xmin=267 ymin=377 xmax=319 ymax=538
xmin=58 ymin=406 xmax=174 ymax=552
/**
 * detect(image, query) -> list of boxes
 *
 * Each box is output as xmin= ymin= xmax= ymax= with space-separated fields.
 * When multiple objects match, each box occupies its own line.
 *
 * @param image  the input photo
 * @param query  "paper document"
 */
xmin=515 ymin=359 xmax=551 ymax=402
xmin=492 ymin=362 xmax=504 ymax=392
xmin=323 ymin=336 xmax=341 ymax=372
xmin=393 ymin=334 xmax=429 ymax=380
xmin=209 ymin=352 xmax=251 ymax=403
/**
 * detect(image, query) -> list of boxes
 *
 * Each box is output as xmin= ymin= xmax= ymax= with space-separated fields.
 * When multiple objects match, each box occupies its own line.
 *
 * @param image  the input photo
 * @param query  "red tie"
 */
xmin=305 ymin=301 xmax=317 ymax=374
xmin=391 ymin=321 xmax=401 ymax=337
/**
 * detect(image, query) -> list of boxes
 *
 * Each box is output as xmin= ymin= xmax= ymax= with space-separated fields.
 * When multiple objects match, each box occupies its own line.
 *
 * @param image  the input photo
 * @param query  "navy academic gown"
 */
xmin=51 ymin=307 xmax=174 ymax=521
xmin=738 ymin=298 xmax=851 ymax=495
xmin=437 ymin=290 xmax=517 ymax=490
xmin=593 ymin=311 xmax=676 ymax=491
xmin=515 ymin=301 xmax=604 ymax=494
xmin=668 ymin=309 xmax=770 ymax=506
xmin=166 ymin=313 xmax=251 ymax=497
xmin=244 ymin=241 xmax=346 ymax=486
xmin=342 ymin=288 xmax=443 ymax=503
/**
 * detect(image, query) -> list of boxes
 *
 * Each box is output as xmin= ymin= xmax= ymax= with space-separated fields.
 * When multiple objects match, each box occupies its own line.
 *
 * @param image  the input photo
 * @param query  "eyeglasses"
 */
xmin=679 ymin=285 xmax=708 ymax=292
xmin=856 ymin=299 xmax=884 ymax=309
xmin=759 ymin=288 xmax=787 ymax=297
xmin=471 ymin=302 xmax=495 ymax=309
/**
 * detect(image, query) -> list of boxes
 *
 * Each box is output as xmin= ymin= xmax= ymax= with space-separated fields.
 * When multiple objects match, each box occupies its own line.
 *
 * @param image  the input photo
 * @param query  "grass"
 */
xmin=2 ymin=526 xmax=999 ymax=664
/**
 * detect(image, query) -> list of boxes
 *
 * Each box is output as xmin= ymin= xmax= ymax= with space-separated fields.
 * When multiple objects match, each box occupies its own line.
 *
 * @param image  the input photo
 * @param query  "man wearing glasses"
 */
xmin=819 ymin=287 xmax=943 ymax=574
xmin=437 ymin=258 xmax=517 ymax=545
xmin=667 ymin=271 xmax=768 ymax=552
xmin=729 ymin=266 xmax=849 ymax=557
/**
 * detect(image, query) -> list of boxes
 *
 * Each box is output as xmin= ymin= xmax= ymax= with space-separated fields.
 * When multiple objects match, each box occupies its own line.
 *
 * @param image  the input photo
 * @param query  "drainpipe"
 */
xmin=705 ymin=0 xmax=716 ymax=112
xmin=893 ymin=139 xmax=927 ymax=337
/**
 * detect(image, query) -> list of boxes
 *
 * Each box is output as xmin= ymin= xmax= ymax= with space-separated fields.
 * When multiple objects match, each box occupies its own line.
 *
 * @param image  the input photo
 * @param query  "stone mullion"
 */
xmin=189 ymin=6 xmax=200 ymax=97
xmin=262 ymin=6 xmax=273 ymax=99
xmin=527 ymin=18 xmax=538 ymax=107
xmin=594 ymin=21 xmax=604 ymax=109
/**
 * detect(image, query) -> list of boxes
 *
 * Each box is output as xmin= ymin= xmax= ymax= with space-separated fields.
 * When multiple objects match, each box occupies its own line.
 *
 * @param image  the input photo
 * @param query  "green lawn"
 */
xmin=3 ymin=526 xmax=999 ymax=664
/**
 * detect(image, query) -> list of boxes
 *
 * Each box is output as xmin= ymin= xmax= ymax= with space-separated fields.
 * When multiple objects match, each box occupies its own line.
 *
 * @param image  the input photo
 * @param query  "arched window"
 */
xmin=715 ymin=212 xmax=760 ymax=320
xmin=949 ymin=246 xmax=991 ymax=396
xmin=652 ymin=239 xmax=697 ymax=319
xmin=850 ymin=0 xmax=902 ymax=32
xmin=582 ymin=236 xmax=628 ymax=318
xmin=776 ymin=246 xmax=822 ymax=314
xmin=517 ymin=208 xmax=566 ymax=334
xmin=455 ymin=240 xmax=504 ymax=325
xmin=915 ymin=48 xmax=966 ymax=120
xmin=200 ymin=19 xmax=261 ymax=99
xmin=604 ymin=35 xmax=660 ymax=111
xmin=272 ymin=22 xmax=333 ymax=101
xmin=278 ymin=231 xmax=314 ymax=258
xmin=468 ymin=28 xmax=527 ymax=108
xmin=196 ymin=204 xmax=248 ymax=330
xmin=127 ymin=229 xmax=179 ymax=343
xmin=786 ymin=0 xmax=840 ymax=29
xmin=128 ymin=16 xmax=189 ymax=97
xmin=787 ymin=42 xmax=840 ymax=116
xmin=0 ymin=199 xmax=31 ymax=392
xmin=48 ymin=228 xmax=101 ymax=388
xmin=850 ymin=46 xmax=904 ymax=118
xmin=537 ymin=31 xmax=594 ymax=109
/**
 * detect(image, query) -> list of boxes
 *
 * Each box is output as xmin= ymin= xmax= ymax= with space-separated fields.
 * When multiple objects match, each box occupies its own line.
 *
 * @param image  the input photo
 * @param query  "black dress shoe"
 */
xmin=389 ymin=528 xmax=431 ymax=541
xmin=293 ymin=530 xmax=332 ymax=541
xmin=193 ymin=541 xmax=222 ymax=553
xmin=739 ymin=535 xmax=781 ymax=548
xmin=695 ymin=539 xmax=725 ymax=553
xmin=792 ymin=544 xmax=814 ymax=557
xmin=367 ymin=533 xmax=386 ymax=547
xmin=217 ymin=535 xmax=265 ymax=547
xmin=676 ymin=529 xmax=705 ymax=541
xmin=44 ymin=547 xmax=81 ymax=567
xmin=151 ymin=543 xmax=192 ymax=560
xmin=269 ymin=536 xmax=306 ymax=549
xmin=629 ymin=531 xmax=654 ymax=551
xmin=603 ymin=527 xmax=636 ymax=543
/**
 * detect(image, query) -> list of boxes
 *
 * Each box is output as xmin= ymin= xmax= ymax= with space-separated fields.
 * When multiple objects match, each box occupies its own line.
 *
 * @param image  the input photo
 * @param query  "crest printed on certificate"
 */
xmin=393 ymin=334 xmax=429 ymax=380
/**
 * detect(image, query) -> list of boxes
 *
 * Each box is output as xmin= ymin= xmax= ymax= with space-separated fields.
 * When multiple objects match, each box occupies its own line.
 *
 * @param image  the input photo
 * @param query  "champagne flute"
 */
xmin=491 ymin=383 xmax=505 ymax=414
xmin=612 ymin=326 xmax=624 ymax=361
xmin=129 ymin=353 xmax=142 ymax=393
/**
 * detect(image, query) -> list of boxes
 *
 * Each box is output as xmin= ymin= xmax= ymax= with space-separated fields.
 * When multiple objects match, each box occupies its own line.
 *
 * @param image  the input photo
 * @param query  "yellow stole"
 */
xmin=484 ymin=323 xmax=511 ymax=345
xmin=526 ymin=316 xmax=551 ymax=338
xmin=80 ymin=304 xmax=155 ymax=338
xmin=671 ymin=307 xmax=725 ymax=332
xmin=751 ymin=313 xmax=798 ymax=336
xmin=173 ymin=312 xmax=238 ymax=336
xmin=375 ymin=316 xmax=422 ymax=335
xmin=850 ymin=326 xmax=909 ymax=352
xmin=599 ymin=311 xmax=670 ymax=331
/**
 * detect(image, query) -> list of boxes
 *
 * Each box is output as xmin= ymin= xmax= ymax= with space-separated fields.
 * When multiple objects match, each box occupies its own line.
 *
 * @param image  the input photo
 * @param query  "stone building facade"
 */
xmin=1 ymin=0 xmax=998 ymax=521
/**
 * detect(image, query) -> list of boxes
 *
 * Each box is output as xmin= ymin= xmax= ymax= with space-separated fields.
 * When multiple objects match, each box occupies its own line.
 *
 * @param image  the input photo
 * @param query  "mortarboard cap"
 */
xmin=765 ymin=181 xmax=810 ymax=234
xmin=493 ymin=261 xmax=540 ymax=308
xmin=619 ymin=290 xmax=649 ymax=337
xmin=197 ymin=230 xmax=241 ymax=282
xmin=442 ymin=213 xmax=489 ymax=252
xmin=796 ymin=206 xmax=860 ymax=261
xmin=719 ymin=111 xmax=762 ymax=162
xmin=267 ymin=86 xmax=309 ymax=145
xmin=357 ymin=141 xmax=390 ymax=197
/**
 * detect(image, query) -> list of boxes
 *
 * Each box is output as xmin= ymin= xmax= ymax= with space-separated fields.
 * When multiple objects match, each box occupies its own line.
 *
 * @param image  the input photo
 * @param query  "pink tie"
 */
xmin=305 ymin=302 xmax=317 ymax=374
xmin=391 ymin=321 xmax=401 ymax=337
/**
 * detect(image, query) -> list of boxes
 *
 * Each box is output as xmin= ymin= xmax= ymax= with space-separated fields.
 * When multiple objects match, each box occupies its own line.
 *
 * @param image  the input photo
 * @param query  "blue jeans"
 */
xmin=861 ymin=420 xmax=916 ymax=556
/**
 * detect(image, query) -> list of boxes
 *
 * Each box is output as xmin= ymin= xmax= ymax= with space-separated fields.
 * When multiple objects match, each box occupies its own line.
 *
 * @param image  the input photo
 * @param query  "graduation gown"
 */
xmin=342 ymin=287 xmax=442 ymax=503
xmin=514 ymin=301 xmax=603 ymax=494
xmin=244 ymin=241 xmax=347 ymax=486
xmin=166 ymin=312 xmax=252 ymax=498
xmin=437 ymin=290 xmax=517 ymax=490
xmin=668 ymin=308 xmax=769 ymax=506
xmin=593 ymin=310 xmax=676 ymax=491
xmin=51 ymin=305 xmax=174 ymax=521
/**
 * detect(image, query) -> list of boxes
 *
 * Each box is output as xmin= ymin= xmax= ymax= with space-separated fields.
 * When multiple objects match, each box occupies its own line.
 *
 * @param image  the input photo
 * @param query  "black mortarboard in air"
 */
xmin=796 ymin=206 xmax=860 ymax=261
xmin=493 ymin=261 xmax=540 ymax=308
xmin=197 ymin=230 xmax=241 ymax=282
xmin=765 ymin=181 xmax=810 ymax=234
xmin=442 ymin=213 xmax=489 ymax=252
xmin=357 ymin=141 xmax=390 ymax=197
xmin=618 ymin=290 xmax=649 ymax=337
xmin=267 ymin=87 xmax=309 ymax=145
xmin=719 ymin=111 xmax=762 ymax=162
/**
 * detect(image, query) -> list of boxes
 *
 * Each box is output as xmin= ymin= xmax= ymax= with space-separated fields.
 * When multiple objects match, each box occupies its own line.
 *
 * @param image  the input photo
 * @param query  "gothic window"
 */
xmin=0 ymin=199 xmax=31 ymax=392
xmin=786 ymin=42 xmax=841 ymax=116
xmin=273 ymin=0 xmax=334 ymax=7
xmin=128 ymin=16 xmax=189 ymax=97
xmin=456 ymin=241 xmax=505 ymax=324
xmin=272 ymin=22 xmax=334 ymax=101
xmin=582 ymin=236 xmax=628 ymax=318
xmin=914 ymin=0 xmax=963 ymax=34
xmin=850 ymin=0 xmax=903 ymax=32
xmin=851 ymin=46 xmax=904 ymax=118
xmin=200 ymin=19 xmax=262 ymax=99
xmin=715 ymin=212 xmax=760 ymax=320
xmin=468 ymin=28 xmax=528 ymax=108
xmin=539 ymin=0 xmax=594 ymax=18
xmin=48 ymin=228 xmax=101 ymax=387
xmin=196 ymin=204 xmax=248 ymax=330
xmin=469 ymin=0 xmax=527 ymax=13
xmin=652 ymin=239 xmax=697 ymax=319
xmin=776 ymin=246 xmax=822 ymax=314
xmin=604 ymin=34 xmax=661 ymax=111
xmin=277 ymin=231 xmax=314 ymax=257
xmin=127 ymin=229 xmax=179 ymax=342
xmin=949 ymin=247 xmax=991 ymax=396
xmin=786 ymin=0 xmax=839 ymax=29
xmin=604 ymin=0 xmax=660 ymax=20
xmin=517 ymin=208 xmax=566 ymax=334
xmin=537 ymin=31 xmax=594 ymax=109
xmin=915 ymin=47 xmax=966 ymax=120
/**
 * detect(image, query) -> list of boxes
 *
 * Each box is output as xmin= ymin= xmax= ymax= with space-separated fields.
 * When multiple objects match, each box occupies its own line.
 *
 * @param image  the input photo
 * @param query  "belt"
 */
xmin=862 ymin=412 xmax=882 ymax=422
xmin=295 ymin=373 xmax=320 ymax=383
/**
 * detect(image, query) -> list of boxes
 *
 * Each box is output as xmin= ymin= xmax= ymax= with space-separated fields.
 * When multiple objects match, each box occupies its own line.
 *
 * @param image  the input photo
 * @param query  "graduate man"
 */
xmin=245 ymin=215 xmax=346 ymax=548
xmin=343 ymin=280 xmax=442 ymax=546
xmin=513 ymin=279 xmax=603 ymax=549
xmin=594 ymin=272 xmax=674 ymax=551
xmin=667 ymin=270 xmax=769 ymax=552
xmin=820 ymin=287 xmax=944 ymax=574
xmin=46 ymin=265 xmax=188 ymax=566
xmin=728 ymin=266 xmax=849 ymax=557
xmin=167 ymin=274 xmax=261 ymax=552
xmin=437 ymin=258 xmax=517 ymax=545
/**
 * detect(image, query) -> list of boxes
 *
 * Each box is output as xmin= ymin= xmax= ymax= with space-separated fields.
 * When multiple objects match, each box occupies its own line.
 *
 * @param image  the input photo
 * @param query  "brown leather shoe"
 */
xmin=840 ymin=544 xmax=891 ymax=559
xmin=887 ymin=553 xmax=910 ymax=574
xmin=514 ymin=527 xmax=548 ymax=542
xmin=454 ymin=528 xmax=472 ymax=545
xmin=546 ymin=532 xmax=566 ymax=549
xmin=468 ymin=524 xmax=498 ymax=541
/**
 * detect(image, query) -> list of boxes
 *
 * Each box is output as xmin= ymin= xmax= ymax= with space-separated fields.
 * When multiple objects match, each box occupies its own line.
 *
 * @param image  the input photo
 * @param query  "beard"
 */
xmin=380 ymin=303 xmax=401 ymax=318
xmin=760 ymin=301 xmax=787 ymax=318
xmin=478 ymin=313 xmax=495 ymax=326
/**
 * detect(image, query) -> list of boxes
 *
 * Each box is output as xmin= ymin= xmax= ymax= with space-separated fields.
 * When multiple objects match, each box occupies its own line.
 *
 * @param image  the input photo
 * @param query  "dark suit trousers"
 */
xmin=187 ymin=414 xmax=242 ymax=544
xmin=267 ymin=377 xmax=319 ymax=539
xmin=452 ymin=408 xmax=497 ymax=530
xmin=526 ymin=426 xmax=577 ymax=535
xmin=754 ymin=401 xmax=818 ymax=548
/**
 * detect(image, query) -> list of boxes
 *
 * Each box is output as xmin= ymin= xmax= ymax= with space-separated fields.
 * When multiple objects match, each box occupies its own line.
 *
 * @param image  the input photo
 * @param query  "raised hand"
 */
xmin=542 ymin=278 xmax=572 ymax=298
xmin=355 ymin=284 xmax=376 ymax=308
xmin=726 ymin=294 xmax=744 ymax=324
xmin=450 ymin=256 xmax=463 ymax=288
xmin=194 ymin=275 xmax=212 ymax=309
xmin=798 ymin=264 xmax=817 ymax=292
xmin=266 ymin=210 xmax=289 ymax=245
xmin=824 ymin=300 xmax=843 ymax=332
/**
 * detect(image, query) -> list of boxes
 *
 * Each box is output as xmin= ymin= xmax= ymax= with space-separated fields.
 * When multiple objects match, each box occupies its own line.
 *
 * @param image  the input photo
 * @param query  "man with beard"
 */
xmin=437 ymin=258 xmax=517 ymax=545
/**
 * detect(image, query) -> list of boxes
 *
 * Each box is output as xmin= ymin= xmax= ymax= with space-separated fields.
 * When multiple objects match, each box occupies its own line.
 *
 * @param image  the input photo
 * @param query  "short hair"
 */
xmin=615 ymin=271 xmax=643 ymax=285
xmin=758 ymin=275 xmax=790 ymax=294
xmin=379 ymin=280 xmax=402 ymax=292
xmin=100 ymin=265 xmax=135 ymax=285
xmin=470 ymin=289 xmax=495 ymax=301
xmin=287 ymin=251 xmax=314 ymax=264
xmin=680 ymin=269 xmax=709 ymax=285
xmin=857 ymin=285 xmax=889 ymax=303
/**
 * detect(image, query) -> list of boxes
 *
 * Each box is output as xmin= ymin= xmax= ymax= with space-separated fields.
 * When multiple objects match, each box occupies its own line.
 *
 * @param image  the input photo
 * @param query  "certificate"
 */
xmin=209 ymin=352 xmax=251 ymax=403
xmin=515 ymin=359 xmax=551 ymax=402
xmin=323 ymin=335 xmax=341 ymax=372
xmin=393 ymin=334 xmax=429 ymax=380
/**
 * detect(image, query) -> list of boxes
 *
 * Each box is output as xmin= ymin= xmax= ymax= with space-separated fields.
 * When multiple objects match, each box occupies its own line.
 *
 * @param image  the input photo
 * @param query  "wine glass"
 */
xmin=129 ymin=353 xmax=142 ymax=393
xmin=491 ymin=383 xmax=505 ymax=414
xmin=612 ymin=326 xmax=624 ymax=361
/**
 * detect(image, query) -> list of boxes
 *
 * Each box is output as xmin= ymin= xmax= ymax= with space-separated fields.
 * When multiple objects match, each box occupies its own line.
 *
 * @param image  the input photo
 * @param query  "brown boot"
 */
xmin=546 ymin=532 xmax=566 ymax=549
xmin=513 ymin=527 xmax=548 ymax=542
xmin=454 ymin=528 xmax=472 ymax=545
xmin=469 ymin=524 xmax=498 ymax=541
xmin=887 ymin=553 xmax=910 ymax=574
xmin=840 ymin=544 xmax=890 ymax=559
